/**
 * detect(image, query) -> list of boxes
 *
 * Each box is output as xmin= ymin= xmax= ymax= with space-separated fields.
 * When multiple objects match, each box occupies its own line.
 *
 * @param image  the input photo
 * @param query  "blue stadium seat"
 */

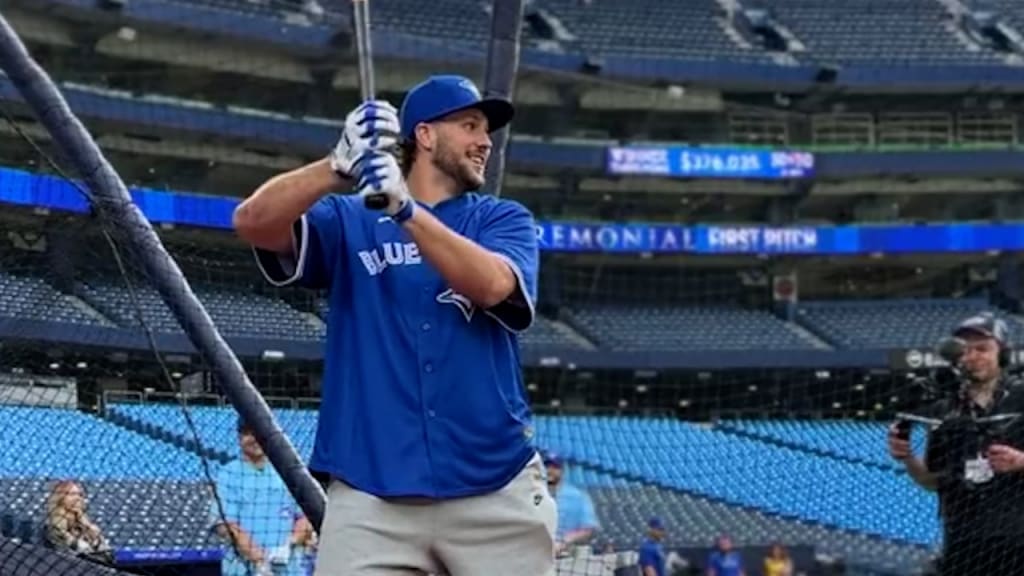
xmin=797 ymin=298 xmax=998 ymax=348
xmin=570 ymin=305 xmax=816 ymax=351
xmin=716 ymin=419 xmax=928 ymax=468
xmin=759 ymin=0 xmax=1001 ymax=65
xmin=78 ymin=281 xmax=321 ymax=341
xmin=540 ymin=0 xmax=771 ymax=61
xmin=0 ymin=406 xmax=204 ymax=480
xmin=534 ymin=415 xmax=941 ymax=547
xmin=106 ymin=404 xmax=317 ymax=462
xmin=0 ymin=273 xmax=110 ymax=326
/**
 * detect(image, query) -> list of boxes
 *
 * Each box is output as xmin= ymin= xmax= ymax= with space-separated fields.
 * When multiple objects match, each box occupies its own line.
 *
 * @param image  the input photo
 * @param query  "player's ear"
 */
xmin=414 ymin=123 xmax=435 ymax=152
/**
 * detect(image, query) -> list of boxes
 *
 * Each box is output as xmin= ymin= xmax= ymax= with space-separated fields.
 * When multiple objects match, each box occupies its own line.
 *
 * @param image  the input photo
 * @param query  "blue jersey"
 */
xmin=707 ymin=550 xmax=744 ymax=576
xmin=552 ymin=483 xmax=599 ymax=540
xmin=255 ymin=192 xmax=539 ymax=498
xmin=208 ymin=459 xmax=304 ymax=576
xmin=638 ymin=539 xmax=665 ymax=576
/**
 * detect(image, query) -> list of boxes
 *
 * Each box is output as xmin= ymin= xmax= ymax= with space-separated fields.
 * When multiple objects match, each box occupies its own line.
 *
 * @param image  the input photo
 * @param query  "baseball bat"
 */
xmin=482 ymin=0 xmax=525 ymax=198
xmin=351 ymin=0 xmax=389 ymax=210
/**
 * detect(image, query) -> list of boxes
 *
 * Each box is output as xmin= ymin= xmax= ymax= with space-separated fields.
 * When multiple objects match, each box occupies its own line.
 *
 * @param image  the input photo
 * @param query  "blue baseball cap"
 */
xmin=542 ymin=451 xmax=564 ymax=469
xmin=648 ymin=517 xmax=665 ymax=531
xmin=399 ymin=75 xmax=515 ymax=140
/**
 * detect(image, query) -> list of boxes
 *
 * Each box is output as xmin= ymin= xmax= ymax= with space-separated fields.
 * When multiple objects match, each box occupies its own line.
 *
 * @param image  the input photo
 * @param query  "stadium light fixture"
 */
xmin=678 ymin=399 xmax=691 ymax=408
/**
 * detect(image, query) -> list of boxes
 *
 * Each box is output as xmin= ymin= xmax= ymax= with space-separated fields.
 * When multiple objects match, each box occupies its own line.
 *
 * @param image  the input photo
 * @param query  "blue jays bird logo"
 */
xmin=437 ymin=289 xmax=475 ymax=322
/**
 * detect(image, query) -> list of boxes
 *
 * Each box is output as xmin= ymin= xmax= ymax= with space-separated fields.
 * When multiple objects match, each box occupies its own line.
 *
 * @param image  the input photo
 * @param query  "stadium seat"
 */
xmin=0 ymin=406 xmax=204 ymax=480
xmin=569 ymin=305 xmax=816 ymax=351
xmin=77 ymin=281 xmax=321 ymax=341
xmin=534 ymin=415 xmax=941 ymax=547
xmin=0 ymin=273 xmax=110 ymax=326
xmin=716 ymin=418 xmax=927 ymax=468
xmin=758 ymin=0 xmax=1002 ymax=65
xmin=797 ymin=298 xmax=999 ymax=348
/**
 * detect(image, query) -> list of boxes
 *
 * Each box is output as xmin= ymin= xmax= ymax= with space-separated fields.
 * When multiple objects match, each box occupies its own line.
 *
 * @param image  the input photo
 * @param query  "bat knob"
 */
xmin=363 ymin=193 xmax=390 ymax=210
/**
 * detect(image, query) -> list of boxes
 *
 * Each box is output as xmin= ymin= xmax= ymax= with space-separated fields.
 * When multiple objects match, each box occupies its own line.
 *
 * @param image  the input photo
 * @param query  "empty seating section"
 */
xmin=194 ymin=287 xmax=320 ymax=340
xmin=372 ymin=0 xmax=491 ymax=48
xmin=6 ymin=272 xmax=1019 ymax=351
xmin=540 ymin=0 xmax=764 ymax=60
xmin=717 ymin=419 xmax=927 ymax=468
xmin=520 ymin=316 xmax=590 ymax=350
xmin=962 ymin=1 xmax=1024 ymax=37
xmin=107 ymin=403 xmax=317 ymax=460
xmin=0 ymin=273 xmax=106 ymax=326
xmin=157 ymin=0 xmax=1008 ymax=66
xmin=571 ymin=306 xmax=814 ymax=351
xmin=533 ymin=416 xmax=940 ymax=546
xmin=762 ymin=0 xmax=1000 ymax=64
xmin=168 ymin=0 xmax=333 ymax=20
xmin=77 ymin=281 xmax=181 ymax=333
xmin=0 ymin=478 xmax=217 ymax=550
xmin=0 ymin=406 xmax=203 ymax=480
xmin=797 ymin=298 xmax=993 ymax=348
xmin=78 ymin=280 xmax=318 ymax=340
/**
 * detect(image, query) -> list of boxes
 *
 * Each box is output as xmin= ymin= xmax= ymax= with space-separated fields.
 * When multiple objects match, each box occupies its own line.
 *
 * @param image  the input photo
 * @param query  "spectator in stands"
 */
xmin=209 ymin=418 xmax=313 ymax=576
xmin=544 ymin=451 xmax=600 ymax=555
xmin=763 ymin=543 xmax=793 ymax=576
xmin=637 ymin=517 xmax=667 ymax=576
xmin=887 ymin=313 xmax=1024 ymax=576
xmin=706 ymin=534 xmax=745 ymax=576
xmin=44 ymin=480 xmax=113 ymax=565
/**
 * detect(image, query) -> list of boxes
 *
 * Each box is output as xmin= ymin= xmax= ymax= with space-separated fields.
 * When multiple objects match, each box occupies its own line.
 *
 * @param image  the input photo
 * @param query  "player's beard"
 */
xmin=432 ymin=138 xmax=485 ymax=192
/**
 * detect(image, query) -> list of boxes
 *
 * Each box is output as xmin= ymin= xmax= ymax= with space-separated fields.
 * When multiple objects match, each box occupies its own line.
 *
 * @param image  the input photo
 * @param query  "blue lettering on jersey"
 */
xmin=253 ymin=192 xmax=540 ymax=499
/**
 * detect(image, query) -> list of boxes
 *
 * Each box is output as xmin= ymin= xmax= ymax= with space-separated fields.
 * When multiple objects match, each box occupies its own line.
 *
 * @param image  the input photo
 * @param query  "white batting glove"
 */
xmin=329 ymin=100 xmax=400 ymax=179
xmin=354 ymin=151 xmax=415 ymax=223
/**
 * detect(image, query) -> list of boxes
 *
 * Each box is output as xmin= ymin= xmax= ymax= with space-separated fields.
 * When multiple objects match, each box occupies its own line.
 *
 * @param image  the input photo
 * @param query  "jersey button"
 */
xmin=422 ymin=322 xmax=431 ymax=331
xmin=428 ymin=410 xmax=436 ymax=418
xmin=424 ymin=363 xmax=433 ymax=373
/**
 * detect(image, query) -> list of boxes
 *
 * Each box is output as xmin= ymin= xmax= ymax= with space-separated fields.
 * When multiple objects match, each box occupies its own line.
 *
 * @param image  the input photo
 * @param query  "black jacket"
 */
xmin=923 ymin=376 xmax=1024 ymax=543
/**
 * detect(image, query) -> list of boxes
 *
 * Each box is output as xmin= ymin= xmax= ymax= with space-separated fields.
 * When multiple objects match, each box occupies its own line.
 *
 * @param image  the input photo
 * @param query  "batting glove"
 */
xmin=354 ymin=151 xmax=414 ymax=223
xmin=329 ymin=100 xmax=400 ymax=179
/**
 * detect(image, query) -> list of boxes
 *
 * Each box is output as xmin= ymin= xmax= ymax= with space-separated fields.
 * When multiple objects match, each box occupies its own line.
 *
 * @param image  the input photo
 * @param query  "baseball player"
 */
xmin=233 ymin=74 xmax=556 ymax=575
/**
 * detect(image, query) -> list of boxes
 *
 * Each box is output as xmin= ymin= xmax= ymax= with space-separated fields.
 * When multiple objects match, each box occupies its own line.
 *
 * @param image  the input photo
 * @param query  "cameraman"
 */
xmin=888 ymin=313 xmax=1024 ymax=575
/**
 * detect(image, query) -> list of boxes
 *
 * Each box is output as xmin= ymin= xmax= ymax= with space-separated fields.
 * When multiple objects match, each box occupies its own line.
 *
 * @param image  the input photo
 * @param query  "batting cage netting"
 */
xmin=3 ymin=1 xmax=1024 ymax=576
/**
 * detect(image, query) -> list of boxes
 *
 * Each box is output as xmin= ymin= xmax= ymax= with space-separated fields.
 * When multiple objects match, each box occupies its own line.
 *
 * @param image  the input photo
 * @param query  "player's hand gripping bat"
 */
xmin=351 ymin=0 xmax=392 ymax=211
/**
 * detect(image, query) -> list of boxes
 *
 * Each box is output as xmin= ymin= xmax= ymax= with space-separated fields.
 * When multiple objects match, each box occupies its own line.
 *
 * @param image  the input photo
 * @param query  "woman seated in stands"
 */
xmin=763 ymin=543 xmax=793 ymax=576
xmin=45 ymin=480 xmax=113 ymax=563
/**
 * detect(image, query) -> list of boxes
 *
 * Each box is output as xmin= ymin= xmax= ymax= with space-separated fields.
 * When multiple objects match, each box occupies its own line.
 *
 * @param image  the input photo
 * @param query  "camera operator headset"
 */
xmin=887 ymin=312 xmax=1024 ymax=575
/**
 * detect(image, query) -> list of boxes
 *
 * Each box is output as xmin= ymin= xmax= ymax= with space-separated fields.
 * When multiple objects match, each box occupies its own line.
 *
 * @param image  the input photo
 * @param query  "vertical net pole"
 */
xmin=0 ymin=11 xmax=326 ymax=531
